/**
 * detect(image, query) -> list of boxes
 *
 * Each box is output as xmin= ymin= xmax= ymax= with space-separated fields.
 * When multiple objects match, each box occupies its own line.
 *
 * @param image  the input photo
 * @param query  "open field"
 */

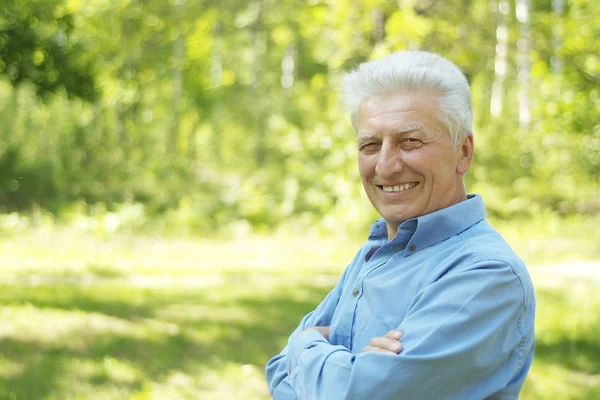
xmin=1 ymin=231 xmax=599 ymax=399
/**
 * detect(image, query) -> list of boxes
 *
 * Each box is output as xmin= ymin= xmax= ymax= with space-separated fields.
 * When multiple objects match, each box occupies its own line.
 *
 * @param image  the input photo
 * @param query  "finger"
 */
xmin=384 ymin=330 xmax=404 ymax=340
xmin=368 ymin=337 xmax=403 ymax=353
xmin=362 ymin=345 xmax=397 ymax=354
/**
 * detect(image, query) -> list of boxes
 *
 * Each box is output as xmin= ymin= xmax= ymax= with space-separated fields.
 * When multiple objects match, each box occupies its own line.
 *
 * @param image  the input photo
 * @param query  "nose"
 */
xmin=375 ymin=140 xmax=403 ymax=179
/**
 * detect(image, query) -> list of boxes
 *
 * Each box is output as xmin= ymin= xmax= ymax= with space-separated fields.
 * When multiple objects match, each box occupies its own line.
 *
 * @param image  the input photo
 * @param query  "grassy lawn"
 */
xmin=1 ymin=228 xmax=599 ymax=399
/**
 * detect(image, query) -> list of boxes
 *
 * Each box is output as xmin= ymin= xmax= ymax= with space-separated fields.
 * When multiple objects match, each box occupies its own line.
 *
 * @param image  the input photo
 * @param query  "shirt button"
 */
xmin=409 ymin=244 xmax=416 ymax=252
xmin=353 ymin=288 xmax=360 ymax=297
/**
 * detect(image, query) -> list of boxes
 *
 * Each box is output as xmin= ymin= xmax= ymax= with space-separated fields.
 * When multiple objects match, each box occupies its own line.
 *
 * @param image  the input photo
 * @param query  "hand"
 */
xmin=362 ymin=330 xmax=404 ymax=354
xmin=303 ymin=326 xmax=330 ymax=340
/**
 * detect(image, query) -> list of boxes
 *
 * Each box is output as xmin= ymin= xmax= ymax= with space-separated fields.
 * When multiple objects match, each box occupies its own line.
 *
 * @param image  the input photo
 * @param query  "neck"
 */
xmin=386 ymin=223 xmax=399 ymax=242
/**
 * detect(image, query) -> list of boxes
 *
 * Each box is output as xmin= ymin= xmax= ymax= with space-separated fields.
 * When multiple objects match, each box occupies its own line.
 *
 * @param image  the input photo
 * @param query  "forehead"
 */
xmin=356 ymin=91 xmax=444 ymax=134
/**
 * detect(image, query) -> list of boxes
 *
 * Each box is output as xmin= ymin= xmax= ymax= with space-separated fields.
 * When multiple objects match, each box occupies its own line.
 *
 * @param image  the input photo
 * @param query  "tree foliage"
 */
xmin=0 ymin=0 xmax=96 ymax=99
xmin=0 ymin=0 xmax=598 ymax=234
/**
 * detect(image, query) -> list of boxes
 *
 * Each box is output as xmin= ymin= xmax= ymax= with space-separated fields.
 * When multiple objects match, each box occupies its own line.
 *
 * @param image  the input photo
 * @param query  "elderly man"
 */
xmin=265 ymin=51 xmax=535 ymax=400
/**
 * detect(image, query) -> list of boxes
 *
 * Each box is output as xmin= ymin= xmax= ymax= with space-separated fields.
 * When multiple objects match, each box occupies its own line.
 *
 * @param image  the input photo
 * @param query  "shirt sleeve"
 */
xmin=285 ymin=260 xmax=533 ymax=400
xmin=265 ymin=255 xmax=357 ymax=397
xmin=272 ymin=376 xmax=298 ymax=400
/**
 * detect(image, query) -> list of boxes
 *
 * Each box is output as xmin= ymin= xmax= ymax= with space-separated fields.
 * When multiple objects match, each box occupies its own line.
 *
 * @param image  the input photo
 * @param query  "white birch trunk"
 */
xmin=209 ymin=20 xmax=223 ymax=161
xmin=250 ymin=2 xmax=266 ymax=166
xmin=211 ymin=21 xmax=223 ymax=86
xmin=551 ymin=0 xmax=565 ymax=75
xmin=172 ymin=33 xmax=184 ymax=153
xmin=171 ymin=0 xmax=185 ymax=153
xmin=490 ymin=0 xmax=509 ymax=119
xmin=516 ymin=0 xmax=531 ymax=129
xmin=372 ymin=7 xmax=385 ymax=46
xmin=281 ymin=45 xmax=295 ymax=90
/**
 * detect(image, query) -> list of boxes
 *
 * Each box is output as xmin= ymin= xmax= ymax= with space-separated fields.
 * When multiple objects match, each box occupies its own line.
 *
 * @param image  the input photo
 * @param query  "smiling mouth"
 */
xmin=379 ymin=182 xmax=418 ymax=193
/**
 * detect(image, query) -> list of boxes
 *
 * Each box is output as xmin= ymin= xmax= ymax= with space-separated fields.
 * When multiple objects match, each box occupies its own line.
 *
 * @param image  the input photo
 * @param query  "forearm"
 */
xmin=266 ymin=350 xmax=291 ymax=395
xmin=286 ymin=264 xmax=529 ymax=400
xmin=272 ymin=376 xmax=298 ymax=400
xmin=266 ymin=310 xmax=318 ymax=394
xmin=287 ymin=335 xmax=502 ymax=400
xmin=287 ymin=330 xmax=355 ymax=400
xmin=266 ymin=260 xmax=356 ymax=395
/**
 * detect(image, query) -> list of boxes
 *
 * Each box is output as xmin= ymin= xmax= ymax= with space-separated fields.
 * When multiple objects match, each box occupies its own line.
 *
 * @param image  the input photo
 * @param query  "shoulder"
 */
xmin=456 ymin=220 xmax=528 ymax=270
xmin=449 ymin=219 xmax=534 ymax=305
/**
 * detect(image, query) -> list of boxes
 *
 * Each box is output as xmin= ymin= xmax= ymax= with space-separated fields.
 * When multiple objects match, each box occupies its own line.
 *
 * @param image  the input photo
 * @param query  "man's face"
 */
xmin=356 ymin=91 xmax=473 ymax=235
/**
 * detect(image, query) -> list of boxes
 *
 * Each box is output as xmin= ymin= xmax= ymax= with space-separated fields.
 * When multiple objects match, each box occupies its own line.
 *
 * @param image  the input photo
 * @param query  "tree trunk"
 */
xmin=170 ymin=0 xmax=185 ymax=154
xmin=372 ymin=7 xmax=385 ymax=46
xmin=281 ymin=44 xmax=296 ymax=90
xmin=516 ymin=0 xmax=531 ymax=129
xmin=250 ymin=2 xmax=267 ymax=167
xmin=210 ymin=20 xmax=223 ymax=163
xmin=490 ymin=0 xmax=509 ymax=119
xmin=551 ymin=0 xmax=565 ymax=75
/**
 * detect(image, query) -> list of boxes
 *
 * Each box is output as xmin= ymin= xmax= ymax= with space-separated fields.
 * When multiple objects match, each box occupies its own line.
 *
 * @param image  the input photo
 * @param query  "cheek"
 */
xmin=404 ymin=149 xmax=455 ymax=179
xmin=357 ymin=156 xmax=374 ymax=178
xmin=401 ymin=152 xmax=428 ymax=175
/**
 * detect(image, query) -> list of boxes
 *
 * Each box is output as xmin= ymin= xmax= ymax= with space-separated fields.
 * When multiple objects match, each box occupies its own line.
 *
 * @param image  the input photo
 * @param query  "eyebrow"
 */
xmin=396 ymin=124 xmax=424 ymax=134
xmin=358 ymin=124 xmax=425 ymax=141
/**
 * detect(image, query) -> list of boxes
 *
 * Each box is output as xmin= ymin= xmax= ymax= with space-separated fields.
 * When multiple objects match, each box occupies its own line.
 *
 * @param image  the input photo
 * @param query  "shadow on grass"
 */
xmin=535 ymin=337 xmax=600 ymax=375
xmin=0 ymin=278 xmax=331 ymax=399
xmin=0 ymin=283 xmax=200 ymax=319
xmin=5 ymin=277 xmax=598 ymax=399
xmin=533 ymin=287 xmax=600 ymax=376
xmin=0 ymin=339 xmax=66 ymax=400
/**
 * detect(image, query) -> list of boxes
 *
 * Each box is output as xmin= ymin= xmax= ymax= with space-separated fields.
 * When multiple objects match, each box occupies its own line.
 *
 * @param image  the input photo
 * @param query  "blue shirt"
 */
xmin=265 ymin=195 xmax=535 ymax=399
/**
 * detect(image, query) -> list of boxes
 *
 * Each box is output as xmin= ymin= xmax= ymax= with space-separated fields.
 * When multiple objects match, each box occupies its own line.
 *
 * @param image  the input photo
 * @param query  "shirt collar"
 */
xmin=368 ymin=194 xmax=487 ymax=256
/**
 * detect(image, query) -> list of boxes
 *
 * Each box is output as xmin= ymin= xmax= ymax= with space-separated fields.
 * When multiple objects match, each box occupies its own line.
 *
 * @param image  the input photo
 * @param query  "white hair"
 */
xmin=341 ymin=51 xmax=473 ymax=146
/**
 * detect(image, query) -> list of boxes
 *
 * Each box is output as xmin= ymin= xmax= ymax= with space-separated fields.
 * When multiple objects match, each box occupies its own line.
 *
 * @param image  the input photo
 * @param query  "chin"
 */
xmin=375 ymin=201 xmax=424 ymax=222
xmin=381 ymin=210 xmax=414 ymax=224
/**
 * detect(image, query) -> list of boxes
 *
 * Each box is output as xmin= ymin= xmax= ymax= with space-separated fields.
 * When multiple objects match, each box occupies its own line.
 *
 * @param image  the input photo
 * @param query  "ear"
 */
xmin=456 ymin=134 xmax=473 ymax=175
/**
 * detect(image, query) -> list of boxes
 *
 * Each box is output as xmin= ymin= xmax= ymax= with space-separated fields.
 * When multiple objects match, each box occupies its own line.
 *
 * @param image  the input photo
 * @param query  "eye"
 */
xmin=359 ymin=142 xmax=380 ymax=152
xmin=401 ymin=137 xmax=423 ymax=149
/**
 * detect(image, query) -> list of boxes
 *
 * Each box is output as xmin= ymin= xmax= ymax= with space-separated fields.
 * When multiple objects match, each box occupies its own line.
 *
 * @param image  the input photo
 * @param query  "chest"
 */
xmin=329 ymin=252 xmax=443 ymax=352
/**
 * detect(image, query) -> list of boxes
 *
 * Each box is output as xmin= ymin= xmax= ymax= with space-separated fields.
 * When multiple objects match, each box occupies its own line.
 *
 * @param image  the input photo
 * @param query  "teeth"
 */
xmin=382 ymin=183 xmax=417 ymax=192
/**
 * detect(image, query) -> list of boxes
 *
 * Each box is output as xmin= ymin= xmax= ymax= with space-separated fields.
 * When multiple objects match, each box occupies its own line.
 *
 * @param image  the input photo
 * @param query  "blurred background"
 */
xmin=0 ymin=0 xmax=598 ymax=399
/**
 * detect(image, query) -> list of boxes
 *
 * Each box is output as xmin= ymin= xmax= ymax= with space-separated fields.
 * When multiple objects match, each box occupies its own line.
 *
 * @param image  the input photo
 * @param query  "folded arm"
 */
xmin=266 ymin=260 xmax=355 ymax=398
xmin=285 ymin=260 xmax=533 ymax=400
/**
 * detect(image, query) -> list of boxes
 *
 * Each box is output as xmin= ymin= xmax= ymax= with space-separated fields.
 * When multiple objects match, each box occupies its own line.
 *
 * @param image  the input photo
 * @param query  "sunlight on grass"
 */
xmin=490 ymin=213 xmax=600 ymax=264
xmin=0 ymin=266 xmax=335 ymax=399
xmin=535 ymin=284 xmax=600 ymax=343
xmin=0 ymin=233 xmax=356 ymax=281
xmin=127 ymin=363 xmax=269 ymax=400
xmin=1 ymin=227 xmax=599 ymax=399
xmin=0 ymin=357 xmax=24 ymax=380
xmin=51 ymin=357 xmax=144 ymax=399
xmin=518 ymin=278 xmax=600 ymax=400
xmin=0 ymin=305 xmax=148 ymax=348
xmin=523 ymin=363 xmax=600 ymax=400
xmin=195 ymin=363 xmax=270 ymax=400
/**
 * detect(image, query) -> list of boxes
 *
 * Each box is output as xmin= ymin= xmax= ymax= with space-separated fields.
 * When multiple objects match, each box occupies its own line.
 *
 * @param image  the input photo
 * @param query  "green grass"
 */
xmin=0 ymin=274 xmax=336 ymax=399
xmin=522 ymin=283 xmax=600 ymax=399
xmin=0 ymin=227 xmax=599 ymax=399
